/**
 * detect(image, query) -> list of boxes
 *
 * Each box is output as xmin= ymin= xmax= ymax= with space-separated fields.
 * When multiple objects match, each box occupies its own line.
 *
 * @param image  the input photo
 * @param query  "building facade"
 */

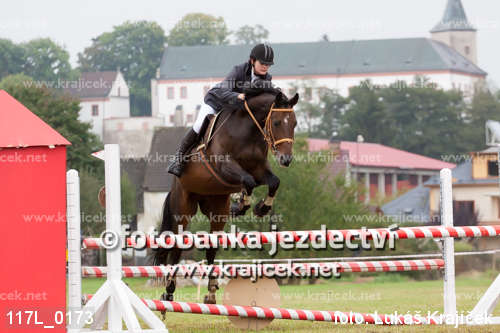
xmin=151 ymin=0 xmax=486 ymax=127
xmin=65 ymin=71 xmax=130 ymax=139
xmin=308 ymin=138 xmax=455 ymax=203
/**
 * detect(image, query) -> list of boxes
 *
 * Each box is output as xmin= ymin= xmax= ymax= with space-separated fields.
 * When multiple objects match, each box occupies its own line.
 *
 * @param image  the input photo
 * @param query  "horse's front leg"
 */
xmin=219 ymin=161 xmax=257 ymax=217
xmin=254 ymin=168 xmax=280 ymax=217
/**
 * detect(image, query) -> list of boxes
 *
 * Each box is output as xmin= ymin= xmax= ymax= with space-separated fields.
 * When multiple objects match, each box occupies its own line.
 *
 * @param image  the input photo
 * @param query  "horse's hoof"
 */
xmin=254 ymin=200 xmax=272 ymax=217
xmin=160 ymin=293 xmax=174 ymax=301
xmin=231 ymin=202 xmax=249 ymax=217
xmin=203 ymin=294 xmax=217 ymax=304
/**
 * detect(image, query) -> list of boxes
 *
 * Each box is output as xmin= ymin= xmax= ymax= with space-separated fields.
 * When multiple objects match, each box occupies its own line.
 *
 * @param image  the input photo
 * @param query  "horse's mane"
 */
xmin=243 ymin=87 xmax=281 ymax=99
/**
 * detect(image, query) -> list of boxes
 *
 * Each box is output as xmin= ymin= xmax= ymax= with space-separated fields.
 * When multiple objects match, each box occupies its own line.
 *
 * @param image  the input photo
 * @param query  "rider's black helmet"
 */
xmin=250 ymin=43 xmax=274 ymax=65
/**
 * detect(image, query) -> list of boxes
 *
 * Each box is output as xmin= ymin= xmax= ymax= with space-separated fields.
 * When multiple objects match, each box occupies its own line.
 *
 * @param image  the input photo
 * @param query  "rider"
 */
xmin=168 ymin=43 xmax=275 ymax=177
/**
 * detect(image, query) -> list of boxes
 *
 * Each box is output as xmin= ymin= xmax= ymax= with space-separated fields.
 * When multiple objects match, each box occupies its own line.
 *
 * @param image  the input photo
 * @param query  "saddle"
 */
xmin=196 ymin=110 xmax=232 ymax=152
xmin=196 ymin=113 xmax=219 ymax=152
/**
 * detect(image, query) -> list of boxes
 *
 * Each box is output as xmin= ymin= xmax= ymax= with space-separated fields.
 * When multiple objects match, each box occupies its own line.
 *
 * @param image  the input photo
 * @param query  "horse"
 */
xmin=153 ymin=88 xmax=299 ymax=304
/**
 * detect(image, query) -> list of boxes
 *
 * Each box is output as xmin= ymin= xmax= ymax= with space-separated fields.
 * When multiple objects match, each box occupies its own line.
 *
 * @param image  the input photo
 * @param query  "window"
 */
xmin=180 ymin=86 xmax=187 ymax=99
xmin=167 ymin=87 xmax=174 ymax=99
xmin=187 ymin=114 xmax=193 ymax=123
xmin=488 ymin=160 xmax=499 ymax=176
xmin=92 ymin=105 xmax=99 ymax=116
xmin=453 ymin=201 xmax=474 ymax=215
xmin=203 ymin=86 xmax=210 ymax=95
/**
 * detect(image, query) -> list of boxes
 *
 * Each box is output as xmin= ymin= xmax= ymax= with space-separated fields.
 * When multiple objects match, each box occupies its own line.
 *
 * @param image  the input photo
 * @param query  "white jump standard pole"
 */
xmin=70 ymin=144 xmax=168 ymax=333
xmin=440 ymin=168 xmax=457 ymax=325
xmin=67 ymin=170 xmax=82 ymax=330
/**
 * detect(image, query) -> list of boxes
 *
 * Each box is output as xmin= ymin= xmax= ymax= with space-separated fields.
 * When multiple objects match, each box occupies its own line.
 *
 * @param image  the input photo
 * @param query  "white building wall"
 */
xmin=431 ymin=31 xmax=478 ymax=65
xmin=156 ymin=79 xmax=219 ymax=127
xmin=430 ymin=184 xmax=500 ymax=223
xmin=103 ymin=116 xmax=164 ymax=158
xmin=109 ymin=72 xmax=130 ymax=97
xmin=79 ymin=99 xmax=106 ymax=139
xmin=106 ymin=97 xmax=130 ymax=118
xmin=152 ymin=71 xmax=484 ymax=127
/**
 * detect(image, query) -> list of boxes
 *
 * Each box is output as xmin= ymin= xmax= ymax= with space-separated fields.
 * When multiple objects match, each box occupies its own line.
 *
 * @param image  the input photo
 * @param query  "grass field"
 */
xmin=80 ymin=273 xmax=500 ymax=332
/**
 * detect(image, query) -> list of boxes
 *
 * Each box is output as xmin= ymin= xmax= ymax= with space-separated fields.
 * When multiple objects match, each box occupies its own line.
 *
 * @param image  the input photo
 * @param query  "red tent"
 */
xmin=0 ymin=90 xmax=70 ymax=332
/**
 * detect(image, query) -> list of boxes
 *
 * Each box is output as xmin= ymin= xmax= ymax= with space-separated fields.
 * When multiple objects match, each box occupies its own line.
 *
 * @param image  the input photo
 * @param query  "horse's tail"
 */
xmin=152 ymin=190 xmax=173 ymax=265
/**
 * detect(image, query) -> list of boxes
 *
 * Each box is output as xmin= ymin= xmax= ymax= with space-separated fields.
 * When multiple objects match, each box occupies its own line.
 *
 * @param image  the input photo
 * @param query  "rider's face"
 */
xmin=253 ymin=60 xmax=270 ymax=75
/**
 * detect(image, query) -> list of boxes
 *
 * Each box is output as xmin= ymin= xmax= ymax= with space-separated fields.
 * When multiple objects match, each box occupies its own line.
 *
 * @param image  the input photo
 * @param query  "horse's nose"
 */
xmin=280 ymin=154 xmax=293 ymax=167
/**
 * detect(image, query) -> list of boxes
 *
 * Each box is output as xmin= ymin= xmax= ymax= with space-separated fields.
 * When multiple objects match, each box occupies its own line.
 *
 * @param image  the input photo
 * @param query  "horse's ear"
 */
xmin=290 ymin=93 xmax=299 ymax=107
xmin=275 ymin=91 xmax=283 ymax=102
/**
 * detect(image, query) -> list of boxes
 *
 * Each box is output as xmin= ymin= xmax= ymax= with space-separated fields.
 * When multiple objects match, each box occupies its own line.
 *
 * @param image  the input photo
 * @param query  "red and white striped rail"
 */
xmin=82 ymin=225 xmax=500 ymax=249
xmin=82 ymin=259 xmax=444 ymax=278
xmin=83 ymin=295 xmax=437 ymax=325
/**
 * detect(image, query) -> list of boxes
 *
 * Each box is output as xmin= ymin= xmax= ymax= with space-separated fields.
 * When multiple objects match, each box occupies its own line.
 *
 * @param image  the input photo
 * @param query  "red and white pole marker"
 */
xmin=82 ymin=226 xmax=500 ymax=249
xmin=83 ymin=295 xmax=438 ymax=325
xmin=82 ymin=259 xmax=444 ymax=278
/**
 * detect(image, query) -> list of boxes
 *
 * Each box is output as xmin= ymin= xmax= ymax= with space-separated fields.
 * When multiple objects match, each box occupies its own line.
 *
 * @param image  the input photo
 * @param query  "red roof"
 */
xmin=307 ymin=138 xmax=455 ymax=170
xmin=0 ymin=90 xmax=70 ymax=148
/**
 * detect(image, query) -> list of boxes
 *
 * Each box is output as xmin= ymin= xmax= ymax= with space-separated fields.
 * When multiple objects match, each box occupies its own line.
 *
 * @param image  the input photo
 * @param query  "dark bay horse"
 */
xmin=154 ymin=89 xmax=299 ymax=304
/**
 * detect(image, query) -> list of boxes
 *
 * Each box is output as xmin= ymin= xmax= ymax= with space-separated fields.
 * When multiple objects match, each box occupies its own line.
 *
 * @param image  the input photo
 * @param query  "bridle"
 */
xmin=244 ymin=101 xmax=295 ymax=153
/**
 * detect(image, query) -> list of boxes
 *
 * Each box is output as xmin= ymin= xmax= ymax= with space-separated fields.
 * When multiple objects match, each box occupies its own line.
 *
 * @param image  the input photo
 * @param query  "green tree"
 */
xmin=79 ymin=172 xmax=138 ymax=236
xmin=0 ymin=38 xmax=25 ymax=79
xmin=312 ymin=88 xmax=347 ymax=139
xmin=290 ymin=80 xmax=322 ymax=134
xmin=79 ymin=170 xmax=106 ymax=236
xmin=340 ymin=80 xmax=394 ymax=143
xmin=464 ymin=90 xmax=500 ymax=151
xmin=0 ymin=74 xmax=102 ymax=171
xmin=381 ymin=77 xmax=467 ymax=158
xmin=22 ymin=38 xmax=76 ymax=82
xmin=167 ymin=13 xmax=229 ymax=46
xmin=233 ymin=24 xmax=269 ymax=45
xmin=78 ymin=21 xmax=166 ymax=116
xmin=121 ymin=172 xmax=137 ymax=228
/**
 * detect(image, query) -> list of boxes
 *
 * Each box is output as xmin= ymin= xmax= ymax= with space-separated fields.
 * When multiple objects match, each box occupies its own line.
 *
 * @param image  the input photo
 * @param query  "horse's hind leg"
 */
xmin=199 ymin=195 xmax=230 ymax=304
xmin=159 ymin=184 xmax=197 ymax=303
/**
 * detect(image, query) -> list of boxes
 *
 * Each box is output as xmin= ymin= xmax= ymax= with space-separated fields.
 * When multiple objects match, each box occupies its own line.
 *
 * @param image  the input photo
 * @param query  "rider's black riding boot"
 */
xmin=167 ymin=116 xmax=211 ymax=177
xmin=168 ymin=129 xmax=199 ymax=177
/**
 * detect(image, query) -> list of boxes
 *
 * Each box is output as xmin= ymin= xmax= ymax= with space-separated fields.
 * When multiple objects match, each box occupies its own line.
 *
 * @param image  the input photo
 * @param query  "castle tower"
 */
xmin=431 ymin=0 xmax=477 ymax=64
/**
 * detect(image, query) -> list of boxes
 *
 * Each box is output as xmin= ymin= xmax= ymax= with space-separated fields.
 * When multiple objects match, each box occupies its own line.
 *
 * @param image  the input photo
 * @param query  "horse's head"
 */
xmin=245 ymin=88 xmax=299 ymax=167
xmin=268 ymin=91 xmax=299 ymax=167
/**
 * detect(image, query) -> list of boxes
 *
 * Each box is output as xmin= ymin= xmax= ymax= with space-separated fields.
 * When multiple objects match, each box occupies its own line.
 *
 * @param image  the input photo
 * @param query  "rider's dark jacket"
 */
xmin=204 ymin=61 xmax=272 ymax=112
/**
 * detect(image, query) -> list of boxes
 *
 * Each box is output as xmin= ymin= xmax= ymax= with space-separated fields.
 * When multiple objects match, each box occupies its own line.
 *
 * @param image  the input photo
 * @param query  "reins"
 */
xmin=244 ymin=101 xmax=294 ymax=153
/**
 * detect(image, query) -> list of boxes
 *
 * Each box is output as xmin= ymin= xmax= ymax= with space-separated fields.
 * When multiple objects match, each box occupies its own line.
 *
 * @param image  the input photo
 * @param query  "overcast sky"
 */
xmin=2 ymin=0 xmax=499 ymax=84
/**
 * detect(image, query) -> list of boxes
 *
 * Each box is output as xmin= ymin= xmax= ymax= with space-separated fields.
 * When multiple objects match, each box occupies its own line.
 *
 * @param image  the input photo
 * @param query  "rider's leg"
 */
xmin=193 ymin=104 xmax=216 ymax=135
xmin=168 ymin=104 xmax=215 ymax=177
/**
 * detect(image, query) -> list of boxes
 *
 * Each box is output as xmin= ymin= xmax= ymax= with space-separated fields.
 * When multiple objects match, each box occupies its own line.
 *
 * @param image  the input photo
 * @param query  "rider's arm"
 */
xmin=210 ymin=66 xmax=241 ymax=105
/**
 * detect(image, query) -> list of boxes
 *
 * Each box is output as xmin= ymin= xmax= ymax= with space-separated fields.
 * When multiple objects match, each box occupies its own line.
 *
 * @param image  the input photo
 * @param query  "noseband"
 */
xmin=244 ymin=101 xmax=294 ymax=153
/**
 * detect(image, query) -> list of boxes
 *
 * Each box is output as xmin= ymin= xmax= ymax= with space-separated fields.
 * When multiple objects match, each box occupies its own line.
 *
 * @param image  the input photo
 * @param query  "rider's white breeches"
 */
xmin=193 ymin=103 xmax=216 ymax=134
